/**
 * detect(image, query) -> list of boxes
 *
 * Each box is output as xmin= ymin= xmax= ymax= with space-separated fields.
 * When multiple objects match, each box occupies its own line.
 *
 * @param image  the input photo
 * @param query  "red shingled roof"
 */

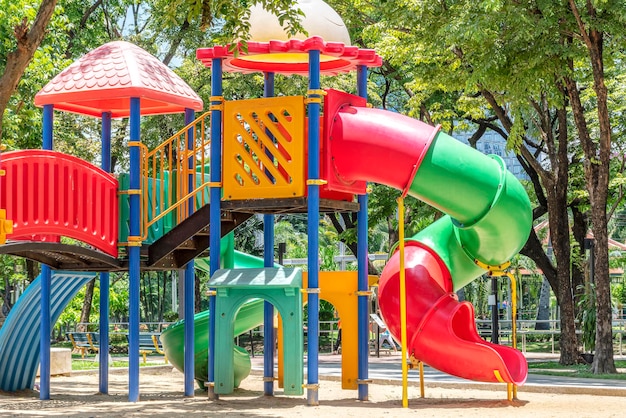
xmin=197 ymin=36 xmax=382 ymax=75
xmin=35 ymin=41 xmax=203 ymax=118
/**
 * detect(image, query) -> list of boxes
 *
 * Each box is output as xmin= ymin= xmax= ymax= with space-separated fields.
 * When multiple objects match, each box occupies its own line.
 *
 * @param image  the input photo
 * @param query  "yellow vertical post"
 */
xmin=507 ymin=271 xmax=518 ymax=400
xmin=0 ymin=209 xmax=12 ymax=244
xmin=0 ymin=143 xmax=11 ymax=244
xmin=397 ymin=197 xmax=409 ymax=408
xmin=419 ymin=361 xmax=425 ymax=398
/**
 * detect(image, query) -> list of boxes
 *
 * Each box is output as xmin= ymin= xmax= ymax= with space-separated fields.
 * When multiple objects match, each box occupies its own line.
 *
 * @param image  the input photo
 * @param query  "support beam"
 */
xmin=306 ymin=49 xmax=321 ymax=407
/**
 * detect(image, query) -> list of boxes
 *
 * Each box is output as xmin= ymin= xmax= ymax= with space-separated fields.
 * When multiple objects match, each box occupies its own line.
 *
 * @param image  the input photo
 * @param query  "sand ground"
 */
xmin=0 ymin=366 xmax=624 ymax=417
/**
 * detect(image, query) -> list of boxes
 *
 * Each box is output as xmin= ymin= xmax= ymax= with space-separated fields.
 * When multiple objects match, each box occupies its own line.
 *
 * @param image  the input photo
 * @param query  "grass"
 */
xmin=528 ymin=359 xmax=626 ymax=380
xmin=492 ymin=338 xmax=625 ymax=355
xmin=71 ymin=355 xmax=162 ymax=371
xmin=518 ymin=341 xmax=558 ymax=353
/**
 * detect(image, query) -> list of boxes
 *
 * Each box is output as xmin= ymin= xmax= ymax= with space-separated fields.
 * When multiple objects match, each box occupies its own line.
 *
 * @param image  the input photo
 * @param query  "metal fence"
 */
xmin=70 ymin=318 xmax=626 ymax=356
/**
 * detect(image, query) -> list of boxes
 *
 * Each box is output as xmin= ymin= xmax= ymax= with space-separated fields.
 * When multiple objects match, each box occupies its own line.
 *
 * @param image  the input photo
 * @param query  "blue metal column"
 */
xmin=208 ymin=58 xmax=223 ymax=401
xmin=263 ymin=72 xmax=276 ymax=397
xmin=39 ymin=104 xmax=54 ymax=400
xmin=99 ymin=111 xmax=112 ymax=394
xmin=356 ymin=65 xmax=369 ymax=401
xmin=184 ymin=108 xmax=196 ymax=397
xmin=306 ymin=49 xmax=321 ymax=406
xmin=128 ymin=97 xmax=141 ymax=402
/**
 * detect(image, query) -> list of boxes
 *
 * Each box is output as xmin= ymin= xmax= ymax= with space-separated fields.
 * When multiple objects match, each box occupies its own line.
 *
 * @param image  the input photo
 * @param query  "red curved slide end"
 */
xmin=378 ymin=242 xmax=528 ymax=386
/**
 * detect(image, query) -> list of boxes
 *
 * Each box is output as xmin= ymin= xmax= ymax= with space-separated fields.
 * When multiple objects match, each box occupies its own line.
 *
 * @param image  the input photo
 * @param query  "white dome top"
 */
xmin=249 ymin=0 xmax=351 ymax=45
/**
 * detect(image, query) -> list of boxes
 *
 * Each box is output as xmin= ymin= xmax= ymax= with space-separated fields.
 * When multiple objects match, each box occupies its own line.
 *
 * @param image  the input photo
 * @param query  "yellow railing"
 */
xmin=139 ymin=111 xmax=212 ymax=241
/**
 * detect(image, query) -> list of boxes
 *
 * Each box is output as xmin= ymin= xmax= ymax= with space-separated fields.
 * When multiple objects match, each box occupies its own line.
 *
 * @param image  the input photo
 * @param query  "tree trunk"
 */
xmin=78 ymin=279 xmax=95 ymax=331
xmin=388 ymin=217 xmax=399 ymax=248
xmin=550 ymin=213 xmax=578 ymax=365
xmin=2 ymin=276 xmax=12 ymax=315
xmin=567 ymin=1 xmax=616 ymax=373
xmin=139 ymin=272 xmax=146 ymax=323
xmin=326 ymin=212 xmax=380 ymax=276
xmin=25 ymin=259 xmax=38 ymax=282
xmin=570 ymin=204 xmax=588 ymax=312
xmin=548 ymin=180 xmax=579 ymax=364
xmin=590 ymin=213 xmax=616 ymax=373
xmin=535 ymin=278 xmax=551 ymax=331
xmin=147 ymin=271 xmax=154 ymax=322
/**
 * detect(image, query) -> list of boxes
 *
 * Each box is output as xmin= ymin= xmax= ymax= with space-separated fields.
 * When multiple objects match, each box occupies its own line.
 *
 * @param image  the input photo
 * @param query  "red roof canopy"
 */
xmin=197 ymin=36 xmax=382 ymax=75
xmin=35 ymin=41 xmax=203 ymax=118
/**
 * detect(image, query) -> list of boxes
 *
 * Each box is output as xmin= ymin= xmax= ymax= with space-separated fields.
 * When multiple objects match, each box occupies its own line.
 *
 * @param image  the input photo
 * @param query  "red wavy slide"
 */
xmin=378 ymin=242 xmax=528 ymax=385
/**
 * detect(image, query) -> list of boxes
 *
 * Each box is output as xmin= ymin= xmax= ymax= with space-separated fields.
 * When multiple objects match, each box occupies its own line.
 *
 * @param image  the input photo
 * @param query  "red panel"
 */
xmin=0 ymin=150 xmax=118 ymax=257
xmin=322 ymin=89 xmax=368 ymax=195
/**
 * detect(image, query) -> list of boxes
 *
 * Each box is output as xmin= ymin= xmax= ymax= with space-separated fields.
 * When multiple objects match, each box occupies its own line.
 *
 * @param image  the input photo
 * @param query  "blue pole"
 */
xmin=356 ymin=65 xmax=370 ymax=401
xmin=99 ymin=271 xmax=110 ymax=393
xmin=184 ymin=108 xmax=196 ymax=397
xmin=306 ymin=49 xmax=321 ymax=406
xmin=208 ymin=58 xmax=223 ymax=400
xmin=101 ymin=112 xmax=112 ymax=172
xmin=42 ymin=105 xmax=53 ymax=150
xmin=99 ymin=111 xmax=112 ymax=394
xmin=128 ymin=97 xmax=141 ymax=402
xmin=39 ymin=104 xmax=53 ymax=400
xmin=263 ymin=71 xmax=276 ymax=397
xmin=40 ymin=264 xmax=51 ymax=400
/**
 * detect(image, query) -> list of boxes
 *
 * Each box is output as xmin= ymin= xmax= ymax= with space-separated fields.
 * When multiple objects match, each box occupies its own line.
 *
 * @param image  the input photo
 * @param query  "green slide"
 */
xmin=160 ymin=248 xmax=267 ymax=389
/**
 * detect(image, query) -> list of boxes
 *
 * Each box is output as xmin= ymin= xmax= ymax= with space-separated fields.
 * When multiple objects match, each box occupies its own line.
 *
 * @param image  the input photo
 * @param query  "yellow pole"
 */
xmin=419 ymin=361 xmax=425 ymax=398
xmin=397 ymin=197 xmax=409 ymax=408
xmin=0 ymin=143 xmax=13 ymax=244
xmin=507 ymin=271 xmax=518 ymax=400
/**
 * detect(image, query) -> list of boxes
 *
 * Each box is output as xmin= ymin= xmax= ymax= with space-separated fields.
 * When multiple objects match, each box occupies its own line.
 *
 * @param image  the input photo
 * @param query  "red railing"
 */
xmin=0 ymin=150 xmax=118 ymax=257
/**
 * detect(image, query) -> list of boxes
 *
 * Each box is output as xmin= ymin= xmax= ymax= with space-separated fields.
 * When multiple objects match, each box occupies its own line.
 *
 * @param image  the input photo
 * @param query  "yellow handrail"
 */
xmin=140 ymin=111 xmax=212 ymax=240
xmin=397 ymin=196 xmax=409 ymax=408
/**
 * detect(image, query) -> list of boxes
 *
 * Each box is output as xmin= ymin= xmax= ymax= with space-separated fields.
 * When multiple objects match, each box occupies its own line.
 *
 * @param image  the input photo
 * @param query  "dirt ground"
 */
xmin=0 ymin=366 xmax=623 ymax=417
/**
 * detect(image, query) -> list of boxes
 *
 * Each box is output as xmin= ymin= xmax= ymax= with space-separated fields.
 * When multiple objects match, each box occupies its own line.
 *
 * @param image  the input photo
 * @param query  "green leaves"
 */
xmin=159 ymin=0 xmax=304 ymax=44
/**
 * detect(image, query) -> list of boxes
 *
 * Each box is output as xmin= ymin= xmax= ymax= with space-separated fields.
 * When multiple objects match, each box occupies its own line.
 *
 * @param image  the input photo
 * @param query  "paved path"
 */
xmin=250 ymin=351 xmax=626 ymax=396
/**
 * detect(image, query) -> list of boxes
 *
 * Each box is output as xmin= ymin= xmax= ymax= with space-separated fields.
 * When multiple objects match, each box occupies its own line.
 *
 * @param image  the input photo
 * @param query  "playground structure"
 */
xmin=0 ymin=0 xmax=532 ymax=407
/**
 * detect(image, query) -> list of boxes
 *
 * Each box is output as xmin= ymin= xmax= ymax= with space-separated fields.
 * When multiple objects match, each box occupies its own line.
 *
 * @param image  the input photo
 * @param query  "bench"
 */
xmin=67 ymin=332 xmax=98 ymax=358
xmin=151 ymin=333 xmax=168 ymax=364
xmin=126 ymin=333 xmax=166 ymax=364
xmin=87 ymin=332 xmax=100 ymax=353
